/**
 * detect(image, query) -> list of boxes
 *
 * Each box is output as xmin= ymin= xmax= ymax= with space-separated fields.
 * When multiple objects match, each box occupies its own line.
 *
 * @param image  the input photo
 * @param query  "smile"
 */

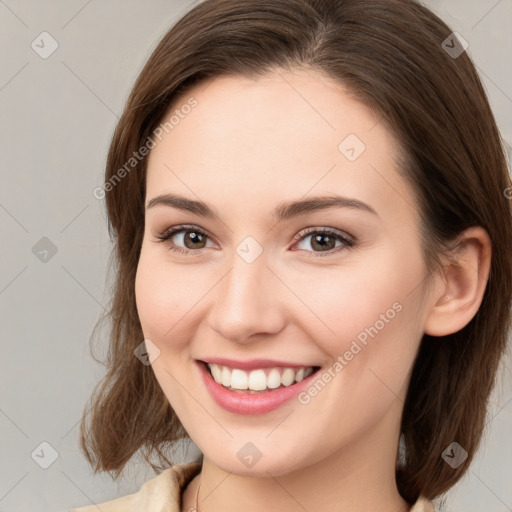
xmin=207 ymin=363 xmax=316 ymax=393
xmin=197 ymin=361 xmax=321 ymax=415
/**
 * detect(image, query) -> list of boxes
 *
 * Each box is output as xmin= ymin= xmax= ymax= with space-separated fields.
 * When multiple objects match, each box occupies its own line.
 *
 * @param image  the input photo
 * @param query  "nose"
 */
xmin=207 ymin=250 xmax=286 ymax=344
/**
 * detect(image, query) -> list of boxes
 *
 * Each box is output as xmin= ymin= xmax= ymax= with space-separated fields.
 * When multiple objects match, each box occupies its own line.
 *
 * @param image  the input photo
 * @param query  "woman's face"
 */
xmin=135 ymin=68 xmax=437 ymax=476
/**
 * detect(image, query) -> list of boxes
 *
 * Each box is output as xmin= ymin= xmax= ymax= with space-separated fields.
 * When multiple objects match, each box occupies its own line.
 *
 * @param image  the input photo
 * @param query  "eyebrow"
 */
xmin=145 ymin=193 xmax=378 ymax=221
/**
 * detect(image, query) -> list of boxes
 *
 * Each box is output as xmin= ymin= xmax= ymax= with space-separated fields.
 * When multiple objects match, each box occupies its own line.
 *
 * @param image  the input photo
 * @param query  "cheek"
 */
xmin=291 ymin=244 xmax=425 ymax=403
xmin=294 ymin=289 xmax=421 ymax=443
xmin=135 ymin=249 xmax=193 ymax=344
xmin=290 ymin=253 xmax=421 ymax=353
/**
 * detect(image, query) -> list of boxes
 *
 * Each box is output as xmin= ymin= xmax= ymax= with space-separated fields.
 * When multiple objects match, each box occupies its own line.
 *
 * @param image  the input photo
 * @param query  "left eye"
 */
xmin=291 ymin=227 xmax=355 ymax=256
xmin=154 ymin=225 xmax=355 ymax=257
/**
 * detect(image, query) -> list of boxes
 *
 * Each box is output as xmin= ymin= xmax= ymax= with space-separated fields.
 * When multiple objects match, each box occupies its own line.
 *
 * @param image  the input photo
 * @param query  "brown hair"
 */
xmin=79 ymin=0 xmax=512 ymax=504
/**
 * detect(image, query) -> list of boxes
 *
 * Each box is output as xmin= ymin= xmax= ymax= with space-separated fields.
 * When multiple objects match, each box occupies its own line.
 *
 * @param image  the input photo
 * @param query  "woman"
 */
xmin=71 ymin=0 xmax=512 ymax=511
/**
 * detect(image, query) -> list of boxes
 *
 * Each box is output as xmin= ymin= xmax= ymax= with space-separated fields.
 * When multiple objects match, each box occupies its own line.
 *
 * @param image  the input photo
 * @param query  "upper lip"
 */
xmin=199 ymin=357 xmax=319 ymax=371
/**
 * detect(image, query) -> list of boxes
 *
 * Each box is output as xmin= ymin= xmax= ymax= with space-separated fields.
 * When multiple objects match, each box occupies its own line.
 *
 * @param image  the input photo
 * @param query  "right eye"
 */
xmin=154 ymin=224 xmax=216 ymax=255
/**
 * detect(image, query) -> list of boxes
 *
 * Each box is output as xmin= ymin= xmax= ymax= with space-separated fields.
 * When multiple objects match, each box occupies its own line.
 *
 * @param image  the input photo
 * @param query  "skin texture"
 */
xmin=135 ymin=68 xmax=491 ymax=512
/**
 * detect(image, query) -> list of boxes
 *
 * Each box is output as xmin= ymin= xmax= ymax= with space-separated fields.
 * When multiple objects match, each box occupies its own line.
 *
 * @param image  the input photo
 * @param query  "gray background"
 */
xmin=0 ymin=1 xmax=511 ymax=511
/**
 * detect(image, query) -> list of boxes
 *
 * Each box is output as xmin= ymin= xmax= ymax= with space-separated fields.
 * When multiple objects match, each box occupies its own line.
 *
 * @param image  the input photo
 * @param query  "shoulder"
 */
xmin=69 ymin=461 xmax=202 ymax=512
xmin=410 ymin=495 xmax=436 ymax=512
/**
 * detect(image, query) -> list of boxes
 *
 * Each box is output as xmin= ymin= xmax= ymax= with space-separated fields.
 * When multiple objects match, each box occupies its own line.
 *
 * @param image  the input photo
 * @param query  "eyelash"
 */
xmin=153 ymin=224 xmax=355 ymax=258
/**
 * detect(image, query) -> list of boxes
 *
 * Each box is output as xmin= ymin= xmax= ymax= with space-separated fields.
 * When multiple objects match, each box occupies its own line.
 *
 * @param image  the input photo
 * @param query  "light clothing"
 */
xmin=69 ymin=461 xmax=435 ymax=511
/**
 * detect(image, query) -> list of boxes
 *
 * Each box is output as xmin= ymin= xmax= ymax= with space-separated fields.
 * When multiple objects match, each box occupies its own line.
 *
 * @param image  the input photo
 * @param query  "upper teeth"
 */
xmin=207 ymin=363 xmax=314 ymax=391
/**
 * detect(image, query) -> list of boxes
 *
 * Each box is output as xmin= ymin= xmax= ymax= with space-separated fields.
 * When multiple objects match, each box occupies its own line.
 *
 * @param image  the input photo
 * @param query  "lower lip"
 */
xmin=197 ymin=361 xmax=319 ymax=415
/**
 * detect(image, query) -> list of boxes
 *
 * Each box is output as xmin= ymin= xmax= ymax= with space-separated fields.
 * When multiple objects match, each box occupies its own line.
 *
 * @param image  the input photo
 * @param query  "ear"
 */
xmin=423 ymin=226 xmax=492 ymax=337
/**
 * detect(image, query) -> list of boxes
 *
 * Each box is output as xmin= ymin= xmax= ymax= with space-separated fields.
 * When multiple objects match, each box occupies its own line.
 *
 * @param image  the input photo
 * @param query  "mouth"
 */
xmin=196 ymin=358 xmax=322 ymax=414
xmin=201 ymin=361 xmax=321 ymax=394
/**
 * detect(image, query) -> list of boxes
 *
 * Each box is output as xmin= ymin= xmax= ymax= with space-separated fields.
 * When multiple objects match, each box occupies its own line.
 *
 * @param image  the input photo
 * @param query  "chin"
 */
xmin=202 ymin=442 xmax=317 ymax=478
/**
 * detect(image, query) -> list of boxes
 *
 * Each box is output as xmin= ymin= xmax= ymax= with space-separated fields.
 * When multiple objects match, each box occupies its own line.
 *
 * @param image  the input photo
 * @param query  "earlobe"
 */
xmin=423 ymin=227 xmax=492 ymax=337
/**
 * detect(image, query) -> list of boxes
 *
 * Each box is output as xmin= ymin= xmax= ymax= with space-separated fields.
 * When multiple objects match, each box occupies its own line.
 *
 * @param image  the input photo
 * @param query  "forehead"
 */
xmin=145 ymin=69 xmax=417 ymax=225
